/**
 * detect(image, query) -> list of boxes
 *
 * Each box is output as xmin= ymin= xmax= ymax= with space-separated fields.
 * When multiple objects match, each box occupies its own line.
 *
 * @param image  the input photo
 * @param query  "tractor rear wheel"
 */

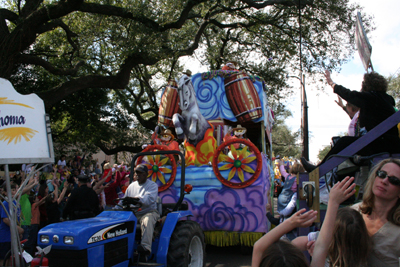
xmin=167 ymin=221 xmax=205 ymax=267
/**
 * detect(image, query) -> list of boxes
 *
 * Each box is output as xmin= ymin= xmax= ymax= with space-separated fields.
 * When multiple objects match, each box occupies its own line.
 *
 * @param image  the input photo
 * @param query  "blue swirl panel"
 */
xmin=191 ymin=73 xmax=267 ymax=123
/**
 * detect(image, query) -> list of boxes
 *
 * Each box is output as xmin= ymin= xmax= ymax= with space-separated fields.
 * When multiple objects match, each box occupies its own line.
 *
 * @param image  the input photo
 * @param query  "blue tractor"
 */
xmin=37 ymin=150 xmax=205 ymax=267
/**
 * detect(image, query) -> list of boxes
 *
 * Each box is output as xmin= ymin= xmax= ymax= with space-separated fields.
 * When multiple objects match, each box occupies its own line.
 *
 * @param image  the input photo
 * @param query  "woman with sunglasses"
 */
xmin=353 ymin=158 xmax=400 ymax=267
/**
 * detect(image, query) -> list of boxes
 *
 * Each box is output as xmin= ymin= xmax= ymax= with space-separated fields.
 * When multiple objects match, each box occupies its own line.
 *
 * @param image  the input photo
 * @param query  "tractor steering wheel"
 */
xmin=114 ymin=197 xmax=142 ymax=212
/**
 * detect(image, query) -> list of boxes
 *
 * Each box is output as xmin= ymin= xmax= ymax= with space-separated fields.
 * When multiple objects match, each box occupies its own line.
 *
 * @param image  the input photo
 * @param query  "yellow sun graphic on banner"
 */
xmin=0 ymin=97 xmax=34 ymax=109
xmin=0 ymin=127 xmax=38 ymax=144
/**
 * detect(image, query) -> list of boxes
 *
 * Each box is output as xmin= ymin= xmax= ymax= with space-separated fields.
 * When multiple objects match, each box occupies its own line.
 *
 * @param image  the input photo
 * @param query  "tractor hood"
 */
xmin=38 ymin=211 xmax=137 ymax=250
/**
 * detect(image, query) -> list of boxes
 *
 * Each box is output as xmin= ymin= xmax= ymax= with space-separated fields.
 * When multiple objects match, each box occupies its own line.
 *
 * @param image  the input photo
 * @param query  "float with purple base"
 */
xmin=142 ymin=70 xmax=275 ymax=247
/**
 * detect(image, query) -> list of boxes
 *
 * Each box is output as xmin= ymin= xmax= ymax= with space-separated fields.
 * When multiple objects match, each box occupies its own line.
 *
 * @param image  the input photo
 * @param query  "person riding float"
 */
xmin=223 ymin=125 xmax=254 ymax=159
xmin=151 ymin=127 xmax=180 ymax=152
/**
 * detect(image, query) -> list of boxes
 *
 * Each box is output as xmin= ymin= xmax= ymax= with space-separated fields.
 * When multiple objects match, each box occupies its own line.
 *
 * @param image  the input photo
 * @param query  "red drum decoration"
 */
xmin=224 ymin=73 xmax=262 ymax=123
xmin=158 ymin=80 xmax=181 ymax=128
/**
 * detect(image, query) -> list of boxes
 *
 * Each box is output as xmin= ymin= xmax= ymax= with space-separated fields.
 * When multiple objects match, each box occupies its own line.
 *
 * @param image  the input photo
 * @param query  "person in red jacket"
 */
xmin=103 ymin=168 xmax=124 ymax=210
xmin=151 ymin=128 xmax=180 ymax=151
xmin=223 ymin=125 xmax=254 ymax=159
xmin=223 ymin=124 xmax=250 ymax=150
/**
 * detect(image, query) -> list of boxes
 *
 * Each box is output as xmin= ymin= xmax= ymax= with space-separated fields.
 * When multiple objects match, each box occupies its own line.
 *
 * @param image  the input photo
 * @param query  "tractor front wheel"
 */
xmin=167 ymin=221 xmax=205 ymax=267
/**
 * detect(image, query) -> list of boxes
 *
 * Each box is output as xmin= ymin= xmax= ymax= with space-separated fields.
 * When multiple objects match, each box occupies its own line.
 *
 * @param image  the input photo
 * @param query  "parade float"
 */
xmin=140 ymin=68 xmax=275 ymax=247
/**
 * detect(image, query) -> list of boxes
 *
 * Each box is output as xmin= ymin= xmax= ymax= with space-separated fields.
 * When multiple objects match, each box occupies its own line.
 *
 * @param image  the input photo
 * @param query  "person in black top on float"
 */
xmin=302 ymin=70 xmax=400 ymax=172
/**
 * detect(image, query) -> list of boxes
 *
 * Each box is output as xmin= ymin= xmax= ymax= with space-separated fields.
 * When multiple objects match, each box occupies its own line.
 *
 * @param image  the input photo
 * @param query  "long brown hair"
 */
xmin=260 ymin=239 xmax=309 ymax=267
xmin=360 ymin=158 xmax=400 ymax=225
xmin=328 ymin=207 xmax=371 ymax=267
xmin=290 ymin=162 xmax=305 ymax=175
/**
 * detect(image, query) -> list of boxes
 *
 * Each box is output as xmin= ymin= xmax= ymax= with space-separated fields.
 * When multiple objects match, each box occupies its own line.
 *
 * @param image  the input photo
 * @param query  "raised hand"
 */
xmin=329 ymin=176 xmax=356 ymax=205
xmin=324 ymin=70 xmax=333 ymax=84
xmin=288 ymin=208 xmax=317 ymax=228
xmin=335 ymin=96 xmax=345 ymax=109
xmin=307 ymin=240 xmax=316 ymax=256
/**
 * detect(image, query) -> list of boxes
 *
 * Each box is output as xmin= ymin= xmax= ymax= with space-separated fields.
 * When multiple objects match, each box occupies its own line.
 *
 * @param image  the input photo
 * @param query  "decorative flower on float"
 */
xmin=218 ymin=145 xmax=256 ymax=182
xmin=143 ymin=155 xmax=172 ymax=184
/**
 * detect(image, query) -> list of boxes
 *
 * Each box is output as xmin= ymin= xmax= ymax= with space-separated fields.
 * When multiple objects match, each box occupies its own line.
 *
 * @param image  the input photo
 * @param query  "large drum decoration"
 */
xmin=224 ymin=73 xmax=262 ymax=123
xmin=158 ymin=80 xmax=181 ymax=128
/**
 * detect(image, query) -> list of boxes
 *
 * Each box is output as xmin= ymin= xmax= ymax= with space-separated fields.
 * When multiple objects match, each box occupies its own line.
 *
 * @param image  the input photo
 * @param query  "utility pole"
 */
xmin=301 ymin=74 xmax=309 ymax=160
xmin=298 ymin=0 xmax=309 ymax=160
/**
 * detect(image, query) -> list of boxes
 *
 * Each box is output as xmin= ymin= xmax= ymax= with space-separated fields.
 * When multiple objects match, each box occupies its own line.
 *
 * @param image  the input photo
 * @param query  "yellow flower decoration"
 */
xmin=218 ymin=145 xmax=256 ymax=182
xmin=0 ymin=127 xmax=38 ymax=144
xmin=144 ymin=155 xmax=172 ymax=184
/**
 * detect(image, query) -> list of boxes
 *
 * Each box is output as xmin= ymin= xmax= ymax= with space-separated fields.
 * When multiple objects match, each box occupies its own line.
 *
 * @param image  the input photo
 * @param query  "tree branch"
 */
xmin=96 ymin=142 xmax=144 ymax=155
xmin=78 ymin=0 xmax=208 ymax=32
xmin=239 ymin=0 xmax=311 ymax=8
xmin=17 ymin=54 xmax=84 ymax=76
xmin=20 ymin=0 xmax=44 ymax=18
xmin=36 ymin=53 xmax=158 ymax=106
xmin=37 ymin=19 xmax=79 ymax=51
xmin=0 ymin=9 xmax=19 ymax=23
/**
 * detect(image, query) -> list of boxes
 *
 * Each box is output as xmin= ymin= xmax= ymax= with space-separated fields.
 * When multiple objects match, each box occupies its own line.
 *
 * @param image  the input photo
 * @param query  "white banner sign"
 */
xmin=0 ymin=78 xmax=54 ymax=164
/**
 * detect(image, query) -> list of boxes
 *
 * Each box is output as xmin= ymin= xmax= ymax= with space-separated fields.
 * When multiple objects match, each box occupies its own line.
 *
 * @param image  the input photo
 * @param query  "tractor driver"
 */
xmin=124 ymin=164 xmax=159 ymax=259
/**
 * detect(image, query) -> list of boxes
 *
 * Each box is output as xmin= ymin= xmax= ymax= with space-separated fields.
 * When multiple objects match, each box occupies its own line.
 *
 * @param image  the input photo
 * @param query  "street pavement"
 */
xmin=204 ymin=198 xmax=279 ymax=267
xmin=205 ymin=245 xmax=252 ymax=267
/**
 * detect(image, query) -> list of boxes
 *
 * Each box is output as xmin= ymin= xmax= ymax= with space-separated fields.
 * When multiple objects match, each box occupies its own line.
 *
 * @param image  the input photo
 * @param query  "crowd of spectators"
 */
xmin=0 ymin=153 xmax=132 ymax=263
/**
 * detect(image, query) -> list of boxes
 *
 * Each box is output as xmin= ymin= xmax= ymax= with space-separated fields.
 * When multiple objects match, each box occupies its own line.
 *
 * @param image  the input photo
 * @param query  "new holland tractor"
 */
xmin=37 ymin=150 xmax=205 ymax=267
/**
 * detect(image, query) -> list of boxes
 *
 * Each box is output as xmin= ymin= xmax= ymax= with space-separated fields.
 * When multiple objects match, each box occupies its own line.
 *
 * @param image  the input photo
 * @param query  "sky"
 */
xmin=182 ymin=0 xmax=400 ymax=163
xmin=286 ymin=0 xmax=400 ymax=162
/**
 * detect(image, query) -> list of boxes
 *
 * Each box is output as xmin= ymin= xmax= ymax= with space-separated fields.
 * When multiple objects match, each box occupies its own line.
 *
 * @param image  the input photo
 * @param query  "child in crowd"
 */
xmin=252 ymin=176 xmax=360 ymax=267
xmin=275 ymin=160 xmax=305 ymax=240
xmin=46 ymin=181 xmax=69 ymax=224
xmin=0 ymin=184 xmax=24 ymax=265
xmin=19 ymin=177 xmax=39 ymax=255
xmin=28 ymin=194 xmax=48 ymax=256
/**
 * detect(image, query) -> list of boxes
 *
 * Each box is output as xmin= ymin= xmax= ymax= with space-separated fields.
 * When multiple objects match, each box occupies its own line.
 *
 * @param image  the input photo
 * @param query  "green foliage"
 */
xmin=0 ymin=0 xmax=374 ymax=154
xmin=387 ymin=70 xmax=400 ymax=110
xmin=272 ymin=114 xmax=302 ymax=159
xmin=318 ymin=145 xmax=331 ymax=162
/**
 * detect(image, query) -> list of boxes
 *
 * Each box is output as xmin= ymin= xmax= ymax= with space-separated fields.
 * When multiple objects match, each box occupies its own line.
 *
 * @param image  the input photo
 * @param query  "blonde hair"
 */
xmin=328 ymin=207 xmax=371 ymax=267
xmin=360 ymin=158 xmax=400 ymax=225
xmin=103 ymin=163 xmax=111 ymax=170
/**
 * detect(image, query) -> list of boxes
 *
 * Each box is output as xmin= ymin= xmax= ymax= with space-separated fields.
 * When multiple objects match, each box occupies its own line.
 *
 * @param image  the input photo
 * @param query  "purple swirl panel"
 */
xmin=159 ymin=154 xmax=271 ymax=233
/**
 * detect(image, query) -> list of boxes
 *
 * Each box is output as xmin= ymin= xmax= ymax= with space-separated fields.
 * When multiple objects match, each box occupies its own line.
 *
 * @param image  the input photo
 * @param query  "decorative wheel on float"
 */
xmin=137 ymin=145 xmax=177 ymax=192
xmin=212 ymin=139 xmax=262 ymax=189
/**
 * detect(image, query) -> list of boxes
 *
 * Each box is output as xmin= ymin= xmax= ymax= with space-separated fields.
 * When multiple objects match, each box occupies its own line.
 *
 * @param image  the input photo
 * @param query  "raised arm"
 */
xmin=279 ymin=192 xmax=297 ymax=216
xmin=278 ymin=161 xmax=289 ymax=180
xmin=291 ymin=236 xmax=309 ymax=252
xmin=57 ymin=181 xmax=69 ymax=204
xmin=310 ymin=176 xmax=355 ymax=267
xmin=252 ymin=209 xmax=317 ymax=267
xmin=37 ymin=195 xmax=49 ymax=206
xmin=324 ymin=70 xmax=335 ymax=89
xmin=94 ymin=184 xmax=108 ymax=195
xmin=21 ymin=177 xmax=38 ymax=195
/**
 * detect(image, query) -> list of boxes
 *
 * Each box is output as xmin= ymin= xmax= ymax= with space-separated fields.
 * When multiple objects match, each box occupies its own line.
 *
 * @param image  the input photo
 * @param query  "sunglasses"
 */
xmin=376 ymin=170 xmax=400 ymax=186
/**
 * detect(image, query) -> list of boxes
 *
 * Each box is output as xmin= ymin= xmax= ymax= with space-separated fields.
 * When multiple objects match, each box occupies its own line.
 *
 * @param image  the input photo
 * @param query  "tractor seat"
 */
xmin=161 ymin=202 xmax=188 ymax=216
xmin=134 ymin=201 xmax=189 ymax=241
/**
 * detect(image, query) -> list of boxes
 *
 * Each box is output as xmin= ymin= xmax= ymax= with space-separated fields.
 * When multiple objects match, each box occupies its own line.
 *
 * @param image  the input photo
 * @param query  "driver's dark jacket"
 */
xmin=62 ymin=184 xmax=99 ymax=220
